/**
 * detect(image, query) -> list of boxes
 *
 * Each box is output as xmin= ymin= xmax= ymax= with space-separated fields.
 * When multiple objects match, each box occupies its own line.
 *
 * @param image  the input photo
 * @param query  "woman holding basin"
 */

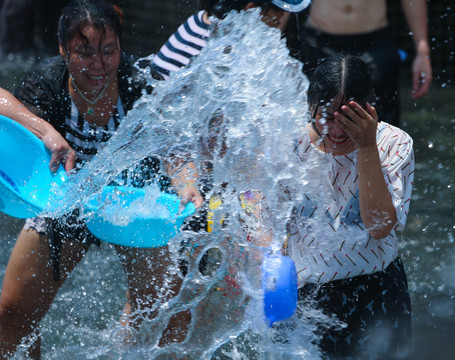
xmin=0 ymin=87 xmax=76 ymax=173
xmin=0 ymin=0 xmax=202 ymax=358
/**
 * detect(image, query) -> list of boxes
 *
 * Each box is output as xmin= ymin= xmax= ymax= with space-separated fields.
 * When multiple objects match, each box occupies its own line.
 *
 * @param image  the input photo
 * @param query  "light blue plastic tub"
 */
xmin=85 ymin=185 xmax=196 ymax=248
xmin=0 ymin=115 xmax=195 ymax=247
xmin=262 ymin=252 xmax=298 ymax=326
xmin=0 ymin=115 xmax=67 ymax=218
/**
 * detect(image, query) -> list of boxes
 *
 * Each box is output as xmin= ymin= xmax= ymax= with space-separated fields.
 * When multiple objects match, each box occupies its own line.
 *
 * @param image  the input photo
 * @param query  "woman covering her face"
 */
xmin=287 ymin=54 xmax=414 ymax=359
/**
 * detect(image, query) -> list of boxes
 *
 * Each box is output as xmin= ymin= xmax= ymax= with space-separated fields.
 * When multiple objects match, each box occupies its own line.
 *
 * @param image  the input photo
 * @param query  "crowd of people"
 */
xmin=0 ymin=0 xmax=430 ymax=359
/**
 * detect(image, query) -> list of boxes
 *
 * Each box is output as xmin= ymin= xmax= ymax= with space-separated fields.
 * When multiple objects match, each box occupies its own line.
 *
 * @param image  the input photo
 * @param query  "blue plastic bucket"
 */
xmin=85 ymin=185 xmax=196 ymax=248
xmin=262 ymin=252 xmax=298 ymax=326
xmin=0 ymin=115 xmax=67 ymax=218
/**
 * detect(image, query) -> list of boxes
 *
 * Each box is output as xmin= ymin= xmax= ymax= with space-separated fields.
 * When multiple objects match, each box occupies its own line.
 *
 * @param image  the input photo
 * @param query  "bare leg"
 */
xmin=115 ymin=246 xmax=190 ymax=346
xmin=0 ymin=228 xmax=90 ymax=359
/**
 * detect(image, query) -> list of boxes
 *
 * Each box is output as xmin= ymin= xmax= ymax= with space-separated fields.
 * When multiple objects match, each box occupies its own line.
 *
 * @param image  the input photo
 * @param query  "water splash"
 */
xmin=45 ymin=9 xmax=329 ymax=359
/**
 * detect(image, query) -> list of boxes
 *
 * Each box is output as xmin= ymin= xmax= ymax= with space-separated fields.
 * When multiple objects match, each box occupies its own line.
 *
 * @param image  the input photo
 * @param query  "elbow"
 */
xmin=365 ymin=212 xmax=398 ymax=239
xmin=368 ymin=227 xmax=393 ymax=240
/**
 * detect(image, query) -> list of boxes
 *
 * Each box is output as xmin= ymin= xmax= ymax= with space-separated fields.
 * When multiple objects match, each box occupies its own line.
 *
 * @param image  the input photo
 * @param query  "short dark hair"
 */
xmin=307 ymin=54 xmax=375 ymax=116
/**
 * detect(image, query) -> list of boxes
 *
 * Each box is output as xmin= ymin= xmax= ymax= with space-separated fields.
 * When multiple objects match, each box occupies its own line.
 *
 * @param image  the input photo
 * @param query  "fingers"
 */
xmin=63 ymin=149 xmax=77 ymax=173
xmin=43 ymin=129 xmax=76 ymax=173
xmin=411 ymin=71 xmax=431 ymax=98
xmin=345 ymin=101 xmax=368 ymax=118
xmin=333 ymin=101 xmax=378 ymax=149
xmin=49 ymin=153 xmax=60 ymax=172
xmin=333 ymin=110 xmax=353 ymax=131
xmin=334 ymin=102 xmax=365 ymax=129
xmin=182 ymin=193 xmax=203 ymax=208
xmin=49 ymin=148 xmax=77 ymax=173
xmin=411 ymin=55 xmax=432 ymax=99
xmin=365 ymin=102 xmax=378 ymax=119
xmin=338 ymin=101 xmax=377 ymax=124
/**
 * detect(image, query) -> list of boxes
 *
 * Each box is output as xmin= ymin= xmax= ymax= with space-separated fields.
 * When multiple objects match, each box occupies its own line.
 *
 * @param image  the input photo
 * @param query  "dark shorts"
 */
xmin=298 ymin=257 xmax=411 ymax=359
xmin=300 ymin=25 xmax=401 ymax=126
xmin=42 ymin=157 xmax=172 ymax=281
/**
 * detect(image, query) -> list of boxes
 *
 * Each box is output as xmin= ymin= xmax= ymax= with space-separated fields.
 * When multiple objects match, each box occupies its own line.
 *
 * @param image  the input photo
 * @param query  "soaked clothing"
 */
xmin=14 ymin=54 xmax=164 ymax=280
xmin=300 ymin=25 xmax=401 ymax=126
xmin=298 ymin=257 xmax=411 ymax=359
xmin=152 ymin=10 xmax=211 ymax=80
xmin=286 ymin=122 xmax=414 ymax=358
xmin=288 ymin=122 xmax=414 ymax=284
xmin=64 ymin=98 xmax=124 ymax=162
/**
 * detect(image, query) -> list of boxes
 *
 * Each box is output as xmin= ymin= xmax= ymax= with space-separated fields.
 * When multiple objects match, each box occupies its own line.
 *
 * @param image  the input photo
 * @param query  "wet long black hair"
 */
xmin=58 ymin=0 xmax=123 ymax=53
xmin=307 ymin=54 xmax=375 ymax=120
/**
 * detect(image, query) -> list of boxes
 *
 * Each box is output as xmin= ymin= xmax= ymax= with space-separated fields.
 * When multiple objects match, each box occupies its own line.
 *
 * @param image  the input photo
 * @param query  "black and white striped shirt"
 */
xmin=152 ymin=11 xmax=212 ymax=79
xmin=64 ymin=98 xmax=125 ymax=163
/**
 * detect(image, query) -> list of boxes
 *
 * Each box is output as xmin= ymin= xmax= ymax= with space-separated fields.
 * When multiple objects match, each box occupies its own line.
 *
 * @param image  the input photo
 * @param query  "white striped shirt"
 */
xmin=152 ymin=11 xmax=212 ymax=79
xmin=288 ymin=122 xmax=414 ymax=285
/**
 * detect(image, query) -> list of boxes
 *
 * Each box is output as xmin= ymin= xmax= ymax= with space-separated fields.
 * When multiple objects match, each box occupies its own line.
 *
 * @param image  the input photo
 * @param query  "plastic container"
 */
xmin=84 ymin=185 xmax=196 ymax=248
xmin=0 ymin=115 xmax=196 ymax=248
xmin=0 ymin=115 xmax=67 ymax=218
xmin=262 ymin=252 xmax=298 ymax=326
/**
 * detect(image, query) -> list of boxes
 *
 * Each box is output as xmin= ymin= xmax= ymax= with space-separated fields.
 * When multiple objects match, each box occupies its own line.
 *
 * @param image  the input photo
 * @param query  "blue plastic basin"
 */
xmin=85 ymin=185 xmax=196 ymax=248
xmin=0 ymin=115 xmax=67 ymax=218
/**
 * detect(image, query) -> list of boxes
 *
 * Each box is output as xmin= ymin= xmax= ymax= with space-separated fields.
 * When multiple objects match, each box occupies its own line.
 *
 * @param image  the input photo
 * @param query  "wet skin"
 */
xmin=60 ymin=25 xmax=121 ymax=95
xmin=309 ymin=100 xmax=377 ymax=156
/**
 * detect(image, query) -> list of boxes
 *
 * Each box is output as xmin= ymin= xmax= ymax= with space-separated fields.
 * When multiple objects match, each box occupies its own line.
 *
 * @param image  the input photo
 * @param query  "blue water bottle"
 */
xmin=262 ymin=252 xmax=298 ymax=326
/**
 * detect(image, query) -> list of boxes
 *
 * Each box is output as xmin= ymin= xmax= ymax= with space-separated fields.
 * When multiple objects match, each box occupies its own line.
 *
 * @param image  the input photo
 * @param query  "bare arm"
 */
xmin=335 ymin=101 xmax=397 ymax=238
xmin=401 ymin=0 xmax=432 ymax=98
xmin=356 ymin=140 xmax=397 ymax=238
xmin=166 ymin=159 xmax=204 ymax=208
xmin=0 ymin=88 xmax=76 ymax=172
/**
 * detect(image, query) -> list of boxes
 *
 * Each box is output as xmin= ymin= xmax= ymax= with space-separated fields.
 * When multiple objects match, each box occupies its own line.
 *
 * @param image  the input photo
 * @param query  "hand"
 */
xmin=41 ymin=127 xmax=76 ymax=173
xmin=178 ymin=183 xmax=204 ymax=209
xmin=411 ymin=53 xmax=432 ymax=99
xmin=334 ymin=101 xmax=378 ymax=149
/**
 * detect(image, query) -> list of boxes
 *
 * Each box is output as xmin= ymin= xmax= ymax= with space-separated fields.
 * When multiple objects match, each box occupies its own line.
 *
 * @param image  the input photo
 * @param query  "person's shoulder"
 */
xmin=294 ymin=129 xmax=313 ymax=157
xmin=378 ymin=122 xmax=413 ymax=141
xmin=118 ymin=52 xmax=157 ymax=111
xmin=15 ymin=55 xmax=67 ymax=98
xmin=377 ymin=121 xmax=414 ymax=154
xmin=183 ymin=10 xmax=212 ymax=36
xmin=30 ymin=56 xmax=67 ymax=79
xmin=14 ymin=55 xmax=69 ymax=123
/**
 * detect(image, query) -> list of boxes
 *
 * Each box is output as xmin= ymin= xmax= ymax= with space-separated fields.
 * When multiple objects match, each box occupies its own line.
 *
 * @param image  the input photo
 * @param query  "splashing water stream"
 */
xmin=40 ymin=9 xmax=337 ymax=359
xmin=1 ymin=6 xmax=454 ymax=360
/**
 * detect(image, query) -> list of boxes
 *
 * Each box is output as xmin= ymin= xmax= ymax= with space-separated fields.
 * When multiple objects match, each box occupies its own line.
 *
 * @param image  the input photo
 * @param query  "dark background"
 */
xmin=0 ymin=0 xmax=453 ymax=87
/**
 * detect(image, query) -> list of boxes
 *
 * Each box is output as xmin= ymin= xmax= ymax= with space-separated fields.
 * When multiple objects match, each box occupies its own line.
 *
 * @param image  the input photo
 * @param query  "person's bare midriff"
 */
xmin=308 ymin=0 xmax=388 ymax=34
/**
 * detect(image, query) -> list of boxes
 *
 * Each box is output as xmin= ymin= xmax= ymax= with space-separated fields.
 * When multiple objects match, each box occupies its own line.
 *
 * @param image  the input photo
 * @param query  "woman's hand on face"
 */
xmin=42 ymin=127 xmax=77 ymax=173
xmin=334 ymin=101 xmax=378 ymax=149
